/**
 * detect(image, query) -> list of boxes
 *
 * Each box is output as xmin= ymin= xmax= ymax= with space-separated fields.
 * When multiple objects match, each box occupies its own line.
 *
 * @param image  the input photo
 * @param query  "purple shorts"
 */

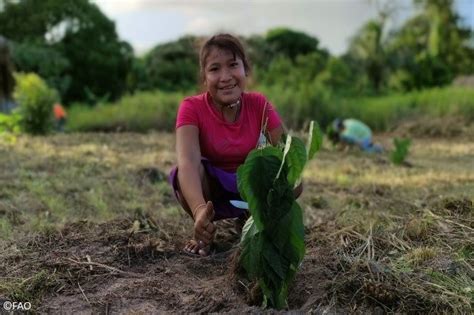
xmin=168 ymin=159 xmax=247 ymax=221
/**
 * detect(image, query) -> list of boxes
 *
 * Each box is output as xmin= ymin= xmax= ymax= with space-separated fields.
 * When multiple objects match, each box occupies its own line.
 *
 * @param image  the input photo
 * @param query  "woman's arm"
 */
xmin=176 ymin=125 xmax=214 ymax=243
xmin=267 ymin=125 xmax=284 ymax=145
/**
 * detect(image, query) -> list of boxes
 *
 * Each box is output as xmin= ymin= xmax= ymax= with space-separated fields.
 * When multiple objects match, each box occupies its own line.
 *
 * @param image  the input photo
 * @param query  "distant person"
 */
xmin=53 ymin=103 xmax=67 ymax=132
xmin=0 ymin=35 xmax=16 ymax=114
xmin=168 ymin=33 xmax=302 ymax=256
xmin=327 ymin=118 xmax=383 ymax=153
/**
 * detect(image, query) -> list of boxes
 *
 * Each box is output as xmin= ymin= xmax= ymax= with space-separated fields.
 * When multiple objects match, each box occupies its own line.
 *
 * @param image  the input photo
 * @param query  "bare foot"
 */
xmin=183 ymin=239 xmax=211 ymax=256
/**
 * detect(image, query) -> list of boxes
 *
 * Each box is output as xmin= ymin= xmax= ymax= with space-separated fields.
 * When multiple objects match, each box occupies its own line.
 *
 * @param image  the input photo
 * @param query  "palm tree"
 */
xmin=348 ymin=19 xmax=387 ymax=92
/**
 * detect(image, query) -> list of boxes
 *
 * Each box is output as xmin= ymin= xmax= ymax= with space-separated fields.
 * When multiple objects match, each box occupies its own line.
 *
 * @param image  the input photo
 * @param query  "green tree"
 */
xmin=11 ymin=40 xmax=71 ymax=96
xmin=257 ymin=28 xmax=329 ymax=89
xmin=143 ymin=36 xmax=199 ymax=91
xmin=126 ymin=57 xmax=151 ymax=93
xmin=265 ymin=28 xmax=328 ymax=61
xmin=260 ymin=55 xmax=294 ymax=86
xmin=60 ymin=27 xmax=133 ymax=103
xmin=347 ymin=19 xmax=387 ymax=93
xmin=386 ymin=0 xmax=473 ymax=89
xmin=0 ymin=0 xmax=133 ymax=103
xmin=259 ymin=52 xmax=326 ymax=87
xmin=243 ymin=34 xmax=276 ymax=74
xmin=317 ymin=57 xmax=354 ymax=93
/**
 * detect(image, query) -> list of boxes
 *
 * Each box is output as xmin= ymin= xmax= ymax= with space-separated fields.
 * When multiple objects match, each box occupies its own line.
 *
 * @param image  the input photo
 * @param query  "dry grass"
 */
xmin=300 ymin=136 xmax=473 ymax=313
xmin=0 ymin=132 xmax=472 ymax=313
xmin=0 ymin=132 xmax=179 ymax=239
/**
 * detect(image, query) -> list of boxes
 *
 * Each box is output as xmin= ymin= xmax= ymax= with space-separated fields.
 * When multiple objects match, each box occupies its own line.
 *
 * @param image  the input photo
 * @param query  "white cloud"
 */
xmin=91 ymin=0 xmax=144 ymax=15
xmin=186 ymin=17 xmax=213 ymax=33
xmin=93 ymin=0 xmax=417 ymax=55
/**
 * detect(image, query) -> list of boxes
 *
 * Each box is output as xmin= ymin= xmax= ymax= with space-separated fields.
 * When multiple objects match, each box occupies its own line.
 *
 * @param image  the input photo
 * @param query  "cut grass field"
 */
xmin=0 ymin=131 xmax=472 ymax=313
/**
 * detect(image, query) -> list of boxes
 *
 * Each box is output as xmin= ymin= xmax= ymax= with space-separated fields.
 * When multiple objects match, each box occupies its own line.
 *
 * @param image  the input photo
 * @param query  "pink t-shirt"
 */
xmin=176 ymin=91 xmax=282 ymax=172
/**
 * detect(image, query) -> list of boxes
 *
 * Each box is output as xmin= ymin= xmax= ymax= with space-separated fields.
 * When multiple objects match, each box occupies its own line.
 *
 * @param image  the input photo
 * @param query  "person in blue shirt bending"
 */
xmin=327 ymin=118 xmax=383 ymax=153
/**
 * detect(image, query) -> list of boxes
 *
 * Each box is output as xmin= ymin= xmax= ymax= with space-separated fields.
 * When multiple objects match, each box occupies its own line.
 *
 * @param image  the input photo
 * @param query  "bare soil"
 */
xmin=2 ymin=214 xmax=349 ymax=314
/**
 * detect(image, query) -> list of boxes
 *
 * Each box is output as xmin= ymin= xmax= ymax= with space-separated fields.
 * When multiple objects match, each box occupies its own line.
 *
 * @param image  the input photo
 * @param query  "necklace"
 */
xmin=226 ymin=99 xmax=240 ymax=108
xmin=220 ymin=99 xmax=241 ymax=123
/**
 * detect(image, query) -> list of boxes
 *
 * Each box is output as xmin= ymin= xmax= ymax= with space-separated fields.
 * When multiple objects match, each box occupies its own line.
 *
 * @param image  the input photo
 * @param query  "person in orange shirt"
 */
xmin=53 ymin=103 xmax=67 ymax=132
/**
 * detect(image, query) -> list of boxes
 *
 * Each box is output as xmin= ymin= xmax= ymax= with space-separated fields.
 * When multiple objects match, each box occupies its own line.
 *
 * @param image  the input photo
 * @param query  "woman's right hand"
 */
xmin=193 ymin=201 xmax=216 ymax=246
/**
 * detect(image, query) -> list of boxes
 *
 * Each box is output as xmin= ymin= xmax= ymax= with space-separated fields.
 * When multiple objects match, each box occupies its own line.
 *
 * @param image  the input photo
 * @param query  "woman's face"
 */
xmin=203 ymin=47 xmax=246 ymax=107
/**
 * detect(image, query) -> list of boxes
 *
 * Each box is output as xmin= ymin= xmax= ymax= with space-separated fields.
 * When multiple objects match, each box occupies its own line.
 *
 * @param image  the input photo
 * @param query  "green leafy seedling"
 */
xmin=237 ymin=120 xmax=323 ymax=309
xmin=390 ymin=137 xmax=411 ymax=165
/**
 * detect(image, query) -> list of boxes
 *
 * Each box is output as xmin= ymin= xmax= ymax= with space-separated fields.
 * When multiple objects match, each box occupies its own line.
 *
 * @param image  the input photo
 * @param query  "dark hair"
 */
xmin=0 ymin=36 xmax=15 ymax=100
xmin=199 ymin=34 xmax=251 ymax=83
xmin=326 ymin=127 xmax=340 ymax=144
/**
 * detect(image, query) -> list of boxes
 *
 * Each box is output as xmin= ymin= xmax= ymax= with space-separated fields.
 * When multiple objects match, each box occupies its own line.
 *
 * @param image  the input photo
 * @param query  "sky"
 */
xmin=92 ymin=0 xmax=474 ymax=56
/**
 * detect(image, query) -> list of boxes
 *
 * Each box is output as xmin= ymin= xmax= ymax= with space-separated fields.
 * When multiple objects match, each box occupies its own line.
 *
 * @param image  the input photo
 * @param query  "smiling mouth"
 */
xmin=219 ymin=83 xmax=237 ymax=90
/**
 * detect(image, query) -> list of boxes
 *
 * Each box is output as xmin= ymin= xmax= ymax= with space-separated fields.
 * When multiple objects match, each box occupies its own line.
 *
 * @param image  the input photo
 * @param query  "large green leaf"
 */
xmin=237 ymin=147 xmax=284 ymax=230
xmin=270 ymin=201 xmax=305 ymax=265
xmin=275 ymin=134 xmax=290 ymax=180
xmin=239 ymin=231 xmax=263 ymax=279
xmin=237 ymin=146 xmax=282 ymax=202
xmin=266 ymin=175 xmax=294 ymax=226
xmin=306 ymin=120 xmax=323 ymax=160
xmin=261 ymin=254 xmax=287 ymax=309
xmin=240 ymin=216 xmax=257 ymax=244
xmin=284 ymin=136 xmax=307 ymax=186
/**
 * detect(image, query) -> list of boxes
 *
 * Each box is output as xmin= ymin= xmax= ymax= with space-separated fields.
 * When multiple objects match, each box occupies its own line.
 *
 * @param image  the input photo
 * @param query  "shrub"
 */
xmin=68 ymin=90 xmax=185 ymax=132
xmin=14 ymin=73 xmax=58 ymax=135
xmin=0 ymin=112 xmax=21 ymax=134
xmin=67 ymin=85 xmax=474 ymax=133
xmin=390 ymin=138 xmax=411 ymax=165
xmin=0 ymin=112 xmax=21 ymax=143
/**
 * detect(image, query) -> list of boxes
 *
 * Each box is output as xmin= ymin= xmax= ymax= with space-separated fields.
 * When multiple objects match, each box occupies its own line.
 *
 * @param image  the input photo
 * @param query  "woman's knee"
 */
xmin=175 ymin=161 xmax=214 ymax=204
